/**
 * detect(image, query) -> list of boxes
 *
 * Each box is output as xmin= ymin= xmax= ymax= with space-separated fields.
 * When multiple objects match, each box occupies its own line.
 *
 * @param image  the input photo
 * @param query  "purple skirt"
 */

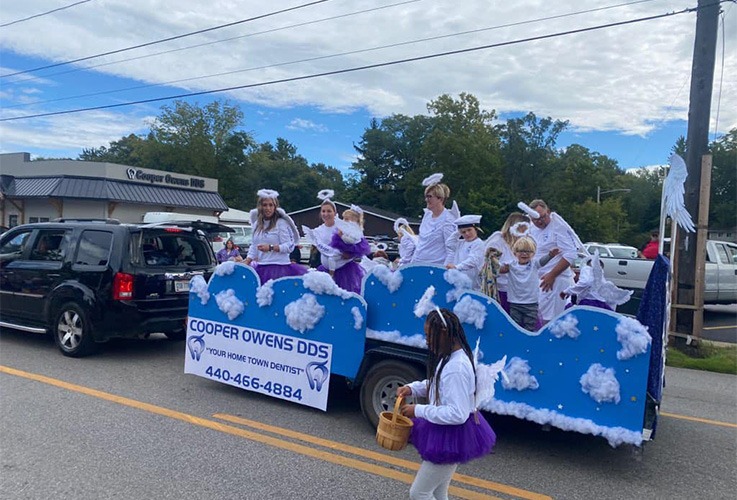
xmin=317 ymin=262 xmax=365 ymax=294
xmin=565 ymin=299 xmax=612 ymax=311
xmin=253 ymin=263 xmax=307 ymax=283
xmin=411 ymin=412 xmax=496 ymax=465
xmin=498 ymin=290 xmax=510 ymax=314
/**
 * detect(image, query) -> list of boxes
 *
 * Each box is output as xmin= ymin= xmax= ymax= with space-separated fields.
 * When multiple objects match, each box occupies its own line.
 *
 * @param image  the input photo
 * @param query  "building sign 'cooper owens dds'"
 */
xmin=126 ymin=168 xmax=206 ymax=189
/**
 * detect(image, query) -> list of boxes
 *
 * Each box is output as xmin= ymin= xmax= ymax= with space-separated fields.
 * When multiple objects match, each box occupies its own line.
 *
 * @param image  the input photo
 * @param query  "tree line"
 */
xmin=77 ymin=95 xmax=736 ymax=249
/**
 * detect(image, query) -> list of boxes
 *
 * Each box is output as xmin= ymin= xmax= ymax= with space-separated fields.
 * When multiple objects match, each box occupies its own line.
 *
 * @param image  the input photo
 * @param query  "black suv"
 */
xmin=0 ymin=219 xmax=223 ymax=357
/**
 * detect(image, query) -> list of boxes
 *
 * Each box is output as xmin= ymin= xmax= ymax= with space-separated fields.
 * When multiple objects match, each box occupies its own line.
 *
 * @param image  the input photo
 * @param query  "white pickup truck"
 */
xmin=593 ymin=240 xmax=737 ymax=305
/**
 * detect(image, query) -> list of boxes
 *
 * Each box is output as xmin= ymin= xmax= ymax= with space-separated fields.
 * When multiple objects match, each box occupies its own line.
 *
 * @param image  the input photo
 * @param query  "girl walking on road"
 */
xmin=397 ymin=308 xmax=496 ymax=500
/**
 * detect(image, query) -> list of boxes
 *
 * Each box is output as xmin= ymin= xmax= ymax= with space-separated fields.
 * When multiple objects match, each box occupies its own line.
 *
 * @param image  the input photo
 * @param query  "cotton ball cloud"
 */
xmin=549 ymin=314 xmax=581 ymax=339
xmin=580 ymin=363 xmax=621 ymax=404
xmin=215 ymin=289 xmax=244 ymax=320
xmin=372 ymin=265 xmax=403 ymax=293
xmin=351 ymin=306 xmax=363 ymax=330
xmin=284 ymin=293 xmax=326 ymax=333
xmin=366 ymin=329 xmax=427 ymax=349
xmin=502 ymin=357 xmax=539 ymax=391
xmin=444 ymin=268 xmax=472 ymax=302
xmin=413 ymin=285 xmax=437 ymax=318
xmin=303 ymin=270 xmax=352 ymax=299
xmin=214 ymin=261 xmax=237 ymax=276
xmin=453 ymin=295 xmax=487 ymax=329
xmin=616 ymin=316 xmax=652 ymax=360
xmin=189 ymin=275 xmax=210 ymax=305
xmin=256 ymin=281 xmax=274 ymax=307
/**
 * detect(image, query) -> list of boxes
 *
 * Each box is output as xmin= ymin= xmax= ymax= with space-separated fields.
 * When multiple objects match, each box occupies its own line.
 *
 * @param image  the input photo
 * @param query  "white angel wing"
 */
xmin=474 ymin=339 xmax=507 ymax=409
xmin=550 ymin=212 xmax=590 ymax=255
xmin=359 ymin=255 xmax=378 ymax=273
xmin=276 ymin=207 xmax=301 ymax=243
xmin=663 ymin=154 xmax=695 ymax=233
xmin=302 ymin=225 xmax=338 ymax=257
xmin=591 ymin=251 xmax=604 ymax=291
xmin=249 ymin=209 xmax=258 ymax=227
xmin=449 ymin=200 xmax=461 ymax=220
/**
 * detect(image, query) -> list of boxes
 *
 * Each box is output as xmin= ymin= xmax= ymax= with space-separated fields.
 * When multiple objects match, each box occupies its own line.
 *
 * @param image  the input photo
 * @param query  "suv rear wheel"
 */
xmin=53 ymin=302 xmax=96 ymax=357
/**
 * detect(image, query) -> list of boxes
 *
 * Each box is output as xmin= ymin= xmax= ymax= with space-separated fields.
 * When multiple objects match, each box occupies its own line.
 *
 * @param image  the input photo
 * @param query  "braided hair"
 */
xmin=424 ymin=308 xmax=476 ymax=404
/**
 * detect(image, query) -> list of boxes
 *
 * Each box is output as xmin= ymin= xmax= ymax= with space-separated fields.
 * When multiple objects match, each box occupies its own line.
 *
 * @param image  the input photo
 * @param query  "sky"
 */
xmin=0 ymin=0 xmax=735 ymax=177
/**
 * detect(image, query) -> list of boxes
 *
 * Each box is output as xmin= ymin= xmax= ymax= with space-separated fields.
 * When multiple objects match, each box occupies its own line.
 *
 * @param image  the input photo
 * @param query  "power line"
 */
xmin=3 ymin=0 xmax=423 ymax=86
xmin=1 ymin=6 xmax=700 ymax=123
xmin=0 ymin=1 xmax=93 ymax=28
xmin=711 ymin=6 xmax=727 ymax=141
xmin=0 ymin=0 xmax=331 ymax=78
xmin=3 ymin=0 xmax=664 ymax=108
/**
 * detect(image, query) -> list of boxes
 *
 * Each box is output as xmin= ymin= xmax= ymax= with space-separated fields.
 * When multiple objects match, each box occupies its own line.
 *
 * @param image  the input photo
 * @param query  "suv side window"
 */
xmin=30 ymin=230 xmax=70 ymax=262
xmin=0 ymin=230 xmax=32 ymax=264
xmin=75 ymin=230 xmax=114 ymax=266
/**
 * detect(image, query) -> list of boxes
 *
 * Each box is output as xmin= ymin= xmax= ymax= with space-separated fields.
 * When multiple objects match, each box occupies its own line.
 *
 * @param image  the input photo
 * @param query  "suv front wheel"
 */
xmin=53 ymin=302 xmax=96 ymax=357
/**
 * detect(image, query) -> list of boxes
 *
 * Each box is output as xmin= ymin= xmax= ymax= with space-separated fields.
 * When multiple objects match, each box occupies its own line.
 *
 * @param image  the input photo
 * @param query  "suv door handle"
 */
xmin=618 ymin=271 xmax=626 ymax=275
xmin=47 ymin=273 xmax=61 ymax=278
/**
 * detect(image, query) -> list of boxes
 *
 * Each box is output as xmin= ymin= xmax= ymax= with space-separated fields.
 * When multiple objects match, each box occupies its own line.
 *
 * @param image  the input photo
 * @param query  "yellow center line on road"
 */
xmin=214 ymin=413 xmax=551 ymax=500
xmin=702 ymin=325 xmax=736 ymax=330
xmin=0 ymin=365 xmax=540 ymax=499
xmin=660 ymin=411 xmax=737 ymax=429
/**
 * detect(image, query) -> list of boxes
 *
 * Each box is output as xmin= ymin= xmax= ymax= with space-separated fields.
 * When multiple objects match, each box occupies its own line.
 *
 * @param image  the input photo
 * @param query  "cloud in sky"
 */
xmin=0 ymin=0 xmax=734 ymax=163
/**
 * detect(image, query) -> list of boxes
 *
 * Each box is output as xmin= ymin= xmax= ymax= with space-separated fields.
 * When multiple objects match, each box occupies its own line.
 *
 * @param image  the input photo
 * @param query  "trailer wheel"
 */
xmin=359 ymin=359 xmax=424 ymax=429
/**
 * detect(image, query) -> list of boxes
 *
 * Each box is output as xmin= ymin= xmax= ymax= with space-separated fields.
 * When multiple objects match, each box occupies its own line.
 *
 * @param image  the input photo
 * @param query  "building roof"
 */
xmin=289 ymin=201 xmax=421 ymax=225
xmin=0 ymin=175 xmax=228 ymax=211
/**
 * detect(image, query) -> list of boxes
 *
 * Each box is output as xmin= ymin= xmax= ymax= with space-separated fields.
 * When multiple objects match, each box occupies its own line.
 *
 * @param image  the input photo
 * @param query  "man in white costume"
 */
xmin=528 ymin=199 xmax=580 ymax=325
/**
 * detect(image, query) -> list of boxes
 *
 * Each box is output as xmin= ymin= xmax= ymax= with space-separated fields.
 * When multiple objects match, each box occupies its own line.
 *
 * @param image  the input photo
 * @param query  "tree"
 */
xmin=709 ymin=128 xmax=737 ymax=228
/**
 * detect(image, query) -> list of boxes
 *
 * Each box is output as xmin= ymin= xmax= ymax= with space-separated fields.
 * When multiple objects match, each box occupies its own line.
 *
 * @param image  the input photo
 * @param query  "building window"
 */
xmin=8 ymin=215 xmax=18 ymax=227
xmin=28 ymin=217 xmax=50 ymax=223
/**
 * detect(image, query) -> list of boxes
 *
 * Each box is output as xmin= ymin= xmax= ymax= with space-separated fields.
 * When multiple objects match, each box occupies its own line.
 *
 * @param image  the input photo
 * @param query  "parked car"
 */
xmin=584 ymin=243 xmax=639 ymax=259
xmin=367 ymin=235 xmax=399 ymax=261
xmin=0 ymin=218 xmax=223 ymax=357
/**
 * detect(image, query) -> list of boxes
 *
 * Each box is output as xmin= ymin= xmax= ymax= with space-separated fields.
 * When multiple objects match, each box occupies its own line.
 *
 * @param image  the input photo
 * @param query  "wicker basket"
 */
xmin=376 ymin=395 xmax=413 ymax=451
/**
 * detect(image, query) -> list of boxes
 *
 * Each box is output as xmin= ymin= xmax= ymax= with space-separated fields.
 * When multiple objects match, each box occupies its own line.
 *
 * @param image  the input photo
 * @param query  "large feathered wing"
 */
xmin=473 ymin=338 xmax=507 ymax=409
xmin=663 ymin=154 xmax=695 ymax=233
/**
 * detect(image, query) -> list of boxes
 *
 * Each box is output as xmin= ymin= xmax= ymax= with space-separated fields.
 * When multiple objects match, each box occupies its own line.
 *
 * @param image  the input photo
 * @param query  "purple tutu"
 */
xmin=565 ymin=299 xmax=612 ymax=311
xmin=410 ymin=412 xmax=496 ymax=465
xmin=253 ymin=263 xmax=307 ymax=283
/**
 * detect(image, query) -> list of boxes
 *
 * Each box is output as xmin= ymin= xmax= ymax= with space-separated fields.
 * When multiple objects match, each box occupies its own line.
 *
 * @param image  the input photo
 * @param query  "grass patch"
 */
xmin=666 ymin=342 xmax=737 ymax=375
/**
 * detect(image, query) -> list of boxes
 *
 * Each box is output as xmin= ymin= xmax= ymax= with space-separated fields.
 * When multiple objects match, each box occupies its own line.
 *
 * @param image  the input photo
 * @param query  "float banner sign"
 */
xmin=185 ymin=317 xmax=333 ymax=411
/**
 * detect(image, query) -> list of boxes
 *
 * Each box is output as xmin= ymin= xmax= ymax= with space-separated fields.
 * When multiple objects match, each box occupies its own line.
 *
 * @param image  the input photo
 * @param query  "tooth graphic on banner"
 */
xmin=187 ymin=334 xmax=206 ymax=361
xmin=305 ymin=360 xmax=329 ymax=392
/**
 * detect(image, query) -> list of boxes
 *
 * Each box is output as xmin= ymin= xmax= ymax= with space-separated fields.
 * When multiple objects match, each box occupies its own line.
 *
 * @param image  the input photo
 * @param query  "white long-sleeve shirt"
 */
xmin=411 ymin=209 xmax=457 ymax=266
xmin=397 ymin=235 xmax=417 ymax=266
xmin=247 ymin=218 xmax=295 ymax=265
xmin=407 ymin=349 xmax=475 ymax=425
xmin=529 ymin=214 xmax=578 ymax=279
xmin=452 ymin=237 xmax=485 ymax=290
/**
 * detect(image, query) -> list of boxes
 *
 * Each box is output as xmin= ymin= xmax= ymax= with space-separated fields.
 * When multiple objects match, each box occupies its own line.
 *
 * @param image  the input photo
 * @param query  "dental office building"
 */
xmin=0 ymin=152 xmax=228 ymax=227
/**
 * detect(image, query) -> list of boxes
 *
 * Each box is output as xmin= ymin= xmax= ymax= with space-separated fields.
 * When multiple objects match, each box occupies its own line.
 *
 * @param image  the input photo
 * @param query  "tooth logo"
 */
xmin=305 ymin=360 xmax=329 ymax=392
xmin=187 ymin=334 xmax=206 ymax=361
xmin=126 ymin=168 xmax=136 ymax=180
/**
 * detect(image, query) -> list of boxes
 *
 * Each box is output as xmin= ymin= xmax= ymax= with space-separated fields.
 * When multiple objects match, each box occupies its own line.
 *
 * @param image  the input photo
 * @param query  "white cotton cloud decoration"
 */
xmin=502 ymin=357 xmax=539 ymax=391
xmin=453 ymin=295 xmax=487 ymax=329
xmin=580 ymin=363 xmax=621 ymax=404
xmin=214 ymin=261 xmax=237 ymax=276
xmin=444 ymin=268 xmax=473 ymax=302
xmin=549 ymin=314 xmax=581 ymax=339
xmin=189 ymin=275 xmax=210 ymax=305
xmin=214 ymin=289 xmax=244 ymax=320
xmin=256 ymin=281 xmax=274 ymax=307
xmin=284 ymin=293 xmax=326 ymax=333
xmin=303 ymin=269 xmax=353 ymax=299
xmin=413 ymin=285 xmax=437 ymax=318
xmin=366 ymin=329 xmax=427 ymax=349
xmin=351 ymin=306 xmax=363 ymax=330
xmin=615 ymin=316 xmax=652 ymax=360
xmin=372 ymin=265 xmax=403 ymax=293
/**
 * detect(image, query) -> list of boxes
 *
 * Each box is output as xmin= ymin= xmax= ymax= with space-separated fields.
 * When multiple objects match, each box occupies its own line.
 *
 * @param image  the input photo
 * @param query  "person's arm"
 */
xmin=540 ymin=230 xmax=576 ymax=291
xmin=540 ymin=258 xmax=570 ymax=291
xmin=442 ymin=218 xmax=458 ymax=266
xmin=499 ymin=264 xmax=510 ymax=274
xmin=274 ymin=220 xmax=295 ymax=253
xmin=411 ymin=370 xmax=473 ymax=425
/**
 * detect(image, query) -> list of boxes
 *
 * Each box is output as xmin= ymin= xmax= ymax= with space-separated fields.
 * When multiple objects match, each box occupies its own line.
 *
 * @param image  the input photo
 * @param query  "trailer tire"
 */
xmin=359 ymin=359 xmax=424 ymax=429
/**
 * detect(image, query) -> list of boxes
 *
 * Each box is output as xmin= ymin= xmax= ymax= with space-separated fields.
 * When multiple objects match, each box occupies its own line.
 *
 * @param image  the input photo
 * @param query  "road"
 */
xmin=1 ymin=330 xmax=735 ymax=500
xmin=701 ymin=304 xmax=737 ymax=344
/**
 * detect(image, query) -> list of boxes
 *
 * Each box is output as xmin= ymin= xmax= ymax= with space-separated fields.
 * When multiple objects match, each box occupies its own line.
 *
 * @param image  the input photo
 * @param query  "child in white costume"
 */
xmin=561 ymin=251 xmax=633 ymax=311
xmin=394 ymin=217 xmax=417 ymax=266
xmin=446 ymin=214 xmax=485 ymax=290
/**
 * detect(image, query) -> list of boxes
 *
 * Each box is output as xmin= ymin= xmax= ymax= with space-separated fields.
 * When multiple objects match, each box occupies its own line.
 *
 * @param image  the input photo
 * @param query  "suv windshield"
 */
xmin=139 ymin=229 xmax=213 ymax=267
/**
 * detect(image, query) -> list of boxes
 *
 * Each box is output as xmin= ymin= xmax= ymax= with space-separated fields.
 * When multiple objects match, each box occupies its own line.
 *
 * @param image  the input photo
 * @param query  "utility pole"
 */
xmin=673 ymin=0 xmax=720 ymax=342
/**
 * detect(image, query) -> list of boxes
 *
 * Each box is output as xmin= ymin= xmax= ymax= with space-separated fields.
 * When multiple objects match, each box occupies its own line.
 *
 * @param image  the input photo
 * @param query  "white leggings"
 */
xmin=409 ymin=461 xmax=458 ymax=500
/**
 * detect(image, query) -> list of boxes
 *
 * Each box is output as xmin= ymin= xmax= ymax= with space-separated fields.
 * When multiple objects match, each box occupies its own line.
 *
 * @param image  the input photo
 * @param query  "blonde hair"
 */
xmin=424 ymin=183 xmax=450 ymax=202
xmin=512 ymin=236 xmax=537 ymax=254
xmin=342 ymin=209 xmax=364 ymax=228
xmin=501 ymin=212 xmax=531 ymax=247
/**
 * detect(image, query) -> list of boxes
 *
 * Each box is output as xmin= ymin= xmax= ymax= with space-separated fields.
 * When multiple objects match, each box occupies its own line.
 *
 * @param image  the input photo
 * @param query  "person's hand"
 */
xmin=560 ymin=291 xmax=569 ymax=300
xmin=245 ymin=258 xmax=253 ymax=266
xmin=257 ymin=244 xmax=269 ymax=252
xmin=499 ymin=264 xmax=509 ymax=273
xmin=234 ymin=255 xmax=244 ymax=262
xmin=396 ymin=385 xmax=412 ymax=398
xmin=400 ymin=404 xmax=416 ymax=418
xmin=549 ymin=248 xmax=560 ymax=257
xmin=445 ymin=263 xmax=456 ymax=269
xmin=540 ymin=273 xmax=556 ymax=291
